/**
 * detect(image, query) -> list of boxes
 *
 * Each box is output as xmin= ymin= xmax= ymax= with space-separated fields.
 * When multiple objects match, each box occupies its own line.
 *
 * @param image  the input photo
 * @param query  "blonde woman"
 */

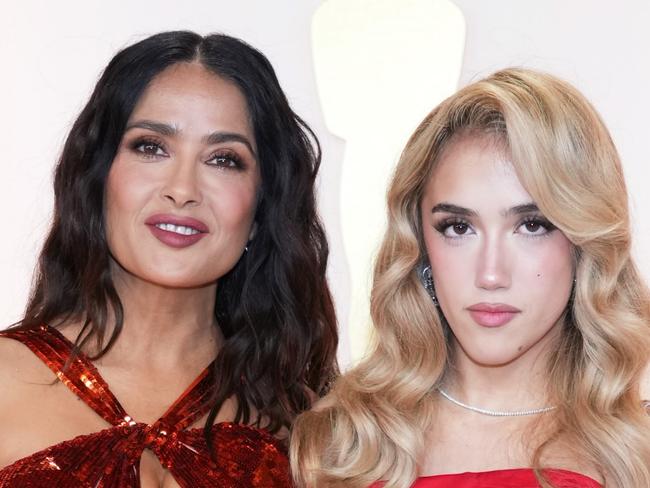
xmin=291 ymin=68 xmax=650 ymax=487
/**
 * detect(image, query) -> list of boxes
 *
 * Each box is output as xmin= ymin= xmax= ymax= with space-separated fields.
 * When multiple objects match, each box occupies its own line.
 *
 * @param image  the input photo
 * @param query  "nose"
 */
xmin=475 ymin=234 xmax=511 ymax=290
xmin=161 ymin=156 xmax=201 ymax=208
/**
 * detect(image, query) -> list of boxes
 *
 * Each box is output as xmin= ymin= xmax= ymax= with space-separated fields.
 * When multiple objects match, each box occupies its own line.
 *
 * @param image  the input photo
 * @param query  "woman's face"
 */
xmin=420 ymin=135 xmax=574 ymax=367
xmin=105 ymin=62 xmax=260 ymax=289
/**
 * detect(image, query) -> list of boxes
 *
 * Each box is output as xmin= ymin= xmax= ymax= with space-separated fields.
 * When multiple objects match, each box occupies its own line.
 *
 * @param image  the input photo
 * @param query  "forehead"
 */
xmin=425 ymin=134 xmax=533 ymax=210
xmin=129 ymin=62 xmax=253 ymax=138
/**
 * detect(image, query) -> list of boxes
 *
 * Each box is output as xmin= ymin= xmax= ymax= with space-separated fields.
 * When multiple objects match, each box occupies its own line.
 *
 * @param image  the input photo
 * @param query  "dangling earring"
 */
xmin=419 ymin=264 xmax=438 ymax=305
xmin=244 ymin=221 xmax=259 ymax=254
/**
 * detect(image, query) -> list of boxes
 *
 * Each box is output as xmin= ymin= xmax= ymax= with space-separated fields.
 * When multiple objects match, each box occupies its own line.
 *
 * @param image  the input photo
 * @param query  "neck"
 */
xmin=443 ymin=324 xmax=561 ymax=411
xmin=95 ymin=268 xmax=222 ymax=372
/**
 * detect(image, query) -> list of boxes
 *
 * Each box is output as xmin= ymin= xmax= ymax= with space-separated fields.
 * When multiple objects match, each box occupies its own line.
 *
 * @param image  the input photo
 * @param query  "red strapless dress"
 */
xmin=0 ymin=325 xmax=290 ymax=487
xmin=373 ymin=468 xmax=602 ymax=487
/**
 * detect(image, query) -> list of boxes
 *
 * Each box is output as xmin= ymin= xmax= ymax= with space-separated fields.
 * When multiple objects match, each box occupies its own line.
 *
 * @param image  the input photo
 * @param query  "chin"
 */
xmin=113 ymin=264 xmax=216 ymax=290
xmin=456 ymin=339 xmax=529 ymax=368
xmin=145 ymin=272 xmax=217 ymax=290
xmin=467 ymin=352 xmax=524 ymax=368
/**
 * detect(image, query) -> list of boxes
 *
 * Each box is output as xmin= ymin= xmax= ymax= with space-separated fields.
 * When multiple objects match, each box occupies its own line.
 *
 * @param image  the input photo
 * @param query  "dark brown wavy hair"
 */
xmin=17 ymin=31 xmax=338 ymax=438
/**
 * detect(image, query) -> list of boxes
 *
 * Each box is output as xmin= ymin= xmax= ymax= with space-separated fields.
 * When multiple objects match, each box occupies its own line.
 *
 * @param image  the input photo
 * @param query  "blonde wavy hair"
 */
xmin=291 ymin=68 xmax=650 ymax=487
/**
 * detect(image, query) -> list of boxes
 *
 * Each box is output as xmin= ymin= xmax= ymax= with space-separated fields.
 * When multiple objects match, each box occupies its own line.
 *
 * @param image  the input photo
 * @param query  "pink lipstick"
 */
xmin=145 ymin=214 xmax=209 ymax=249
xmin=466 ymin=303 xmax=521 ymax=328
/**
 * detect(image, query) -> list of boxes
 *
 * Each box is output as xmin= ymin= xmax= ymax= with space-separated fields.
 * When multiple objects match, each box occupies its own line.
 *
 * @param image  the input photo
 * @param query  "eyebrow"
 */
xmin=124 ymin=120 xmax=257 ymax=157
xmin=204 ymin=132 xmax=256 ymax=157
xmin=431 ymin=203 xmax=477 ymax=217
xmin=125 ymin=120 xmax=176 ymax=136
xmin=431 ymin=202 xmax=540 ymax=217
xmin=504 ymin=203 xmax=540 ymax=217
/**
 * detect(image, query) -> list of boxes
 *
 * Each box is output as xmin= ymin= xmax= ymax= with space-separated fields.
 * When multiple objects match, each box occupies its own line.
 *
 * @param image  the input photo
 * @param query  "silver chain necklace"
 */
xmin=437 ymin=388 xmax=556 ymax=417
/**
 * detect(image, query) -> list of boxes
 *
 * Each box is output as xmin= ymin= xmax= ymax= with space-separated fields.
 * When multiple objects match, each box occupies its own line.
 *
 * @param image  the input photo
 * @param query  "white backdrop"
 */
xmin=1 ymin=0 xmax=648 ymax=367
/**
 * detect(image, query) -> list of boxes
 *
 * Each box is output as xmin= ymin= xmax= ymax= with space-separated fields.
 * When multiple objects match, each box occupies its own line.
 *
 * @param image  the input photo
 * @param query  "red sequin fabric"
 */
xmin=0 ymin=325 xmax=291 ymax=487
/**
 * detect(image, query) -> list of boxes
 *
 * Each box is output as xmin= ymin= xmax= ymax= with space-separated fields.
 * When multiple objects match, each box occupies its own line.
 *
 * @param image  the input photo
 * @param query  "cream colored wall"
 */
xmin=1 ymin=1 xmax=648 ymax=368
xmin=312 ymin=0 xmax=466 ymax=364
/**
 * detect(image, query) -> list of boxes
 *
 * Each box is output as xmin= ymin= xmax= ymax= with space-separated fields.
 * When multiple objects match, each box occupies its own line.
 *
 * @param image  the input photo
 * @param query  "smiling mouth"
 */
xmin=155 ymin=223 xmax=201 ymax=236
xmin=145 ymin=214 xmax=208 ymax=248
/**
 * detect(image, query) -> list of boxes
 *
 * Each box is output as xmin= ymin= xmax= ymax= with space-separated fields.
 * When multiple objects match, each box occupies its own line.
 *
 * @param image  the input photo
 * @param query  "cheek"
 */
xmin=206 ymin=179 xmax=258 ymax=235
xmin=104 ymin=161 xmax=152 ymax=235
xmin=518 ymin=234 xmax=574 ymax=305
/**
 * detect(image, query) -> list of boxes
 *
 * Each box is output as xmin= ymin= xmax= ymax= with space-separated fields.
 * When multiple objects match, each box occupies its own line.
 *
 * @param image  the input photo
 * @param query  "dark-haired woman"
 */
xmin=0 ymin=31 xmax=337 ymax=487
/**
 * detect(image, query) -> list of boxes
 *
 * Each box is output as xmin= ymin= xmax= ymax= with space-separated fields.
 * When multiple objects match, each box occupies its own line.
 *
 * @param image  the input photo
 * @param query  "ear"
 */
xmin=248 ymin=221 xmax=258 ymax=241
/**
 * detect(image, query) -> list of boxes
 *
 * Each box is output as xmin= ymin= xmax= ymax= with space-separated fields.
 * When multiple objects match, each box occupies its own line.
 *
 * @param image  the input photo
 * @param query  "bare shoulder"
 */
xmin=0 ymin=333 xmax=57 ymax=402
xmin=540 ymin=437 xmax=605 ymax=485
xmin=0 ymin=332 xmax=90 ymax=469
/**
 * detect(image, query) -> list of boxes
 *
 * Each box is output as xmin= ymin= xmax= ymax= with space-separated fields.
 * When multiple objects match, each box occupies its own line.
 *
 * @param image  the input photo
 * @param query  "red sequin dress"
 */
xmin=0 ymin=325 xmax=291 ymax=487
xmin=372 ymin=468 xmax=602 ymax=487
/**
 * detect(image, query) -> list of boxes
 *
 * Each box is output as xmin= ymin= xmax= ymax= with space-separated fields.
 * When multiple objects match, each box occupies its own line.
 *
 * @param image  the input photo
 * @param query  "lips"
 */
xmin=145 ymin=214 xmax=209 ymax=249
xmin=466 ymin=303 xmax=521 ymax=328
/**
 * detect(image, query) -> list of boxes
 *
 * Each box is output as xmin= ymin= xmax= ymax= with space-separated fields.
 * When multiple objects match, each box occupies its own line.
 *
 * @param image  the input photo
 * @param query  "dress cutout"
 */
xmin=0 ymin=325 xmax=290 ymax=487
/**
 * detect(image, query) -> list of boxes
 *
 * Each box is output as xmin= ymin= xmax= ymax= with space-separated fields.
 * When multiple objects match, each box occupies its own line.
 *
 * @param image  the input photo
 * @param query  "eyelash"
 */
xmin=207 ymin=149 xmax=244 ymax=170
xmin=434 ymin=218 xmax=472 ymax=238
xmin=433 ymin=215 xmax=556 ymax=239
xmin=518 ymin=216 xmax=556 ymax=236
xmin=128 ymin=137 xmax=245 ymax=170
xmin=130 ymin=137 xmax=167 ymax=159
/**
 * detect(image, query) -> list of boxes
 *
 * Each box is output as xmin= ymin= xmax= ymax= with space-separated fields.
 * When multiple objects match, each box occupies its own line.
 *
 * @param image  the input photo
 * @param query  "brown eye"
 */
xmin=208 ymin=155 xmax=238 ymax=168
xmin=206 ymin=150 xmax=244 ymax=170
xmin=130 ymin=138 xmax=167 ymax=158
xmin=525 ymin=221 xmax=541 ymax=233
xmin=518 ymin=217 xmax=554 ymax=236
xmin=137 ymin=142 xmax=165 ymax=156
xmin=141 ymin=142 xmax=162 ymax=154
xmin=433 ymin=217 xmax=475 ymax=239
xmin=434 ymin=219 xmax=474 ymax=238
xmin=453 ymin=223 xmax=469 ymax=235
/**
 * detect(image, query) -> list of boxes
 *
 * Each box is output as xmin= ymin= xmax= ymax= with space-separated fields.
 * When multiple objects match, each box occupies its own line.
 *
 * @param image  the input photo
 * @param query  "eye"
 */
xmin=434 ymin=218 xmax=474 ymax=238
xmin=517 ymin=217 xmax=555 ymax=236
xmin=206 ymin=150 xmax=244 ymax=170
xmin=130 ymin=138 xmax=167 ymax=158
xmin=449 ymin=222 xmax=470 ymax=235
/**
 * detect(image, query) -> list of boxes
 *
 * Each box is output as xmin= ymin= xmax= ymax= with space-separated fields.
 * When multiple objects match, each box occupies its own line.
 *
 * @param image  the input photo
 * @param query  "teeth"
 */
xmin=155 ymin=223 xmax=200 ymax=235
